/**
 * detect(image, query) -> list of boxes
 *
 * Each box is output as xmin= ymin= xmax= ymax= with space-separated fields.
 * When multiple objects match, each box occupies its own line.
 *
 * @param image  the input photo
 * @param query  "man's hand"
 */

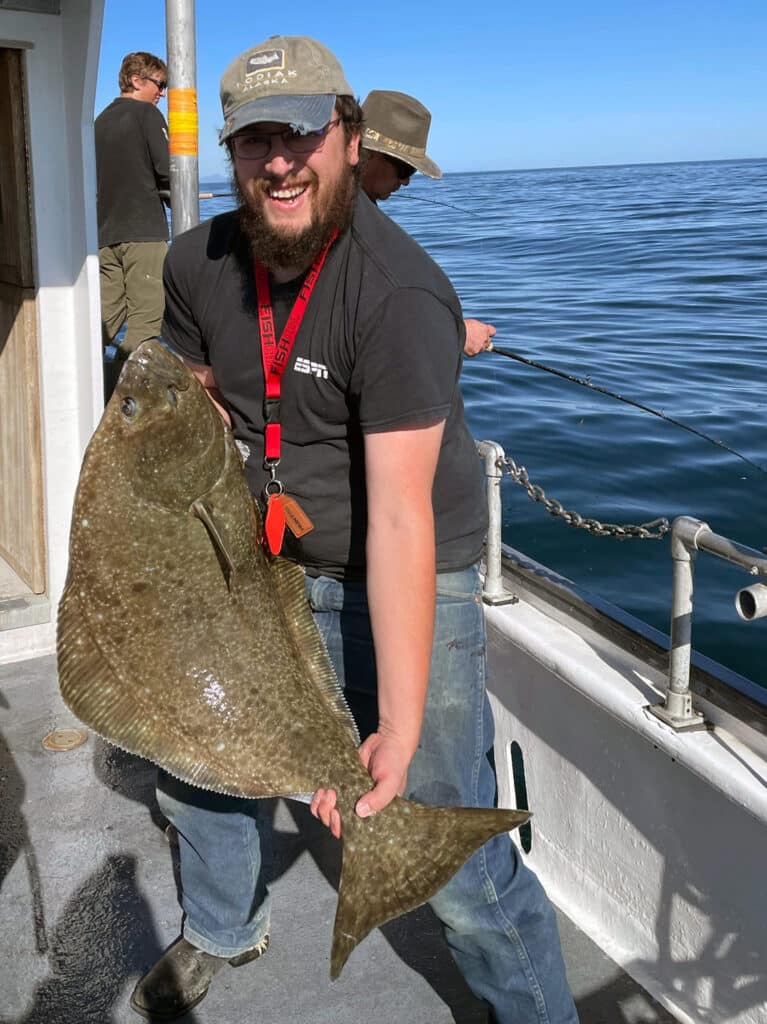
xmin=187 ymin=360 xmax=232 ymax=425
xmin=310 ymin=730 xmax=410 ymax=839
xmin=464 ymin=319 xmax=496 ymax=357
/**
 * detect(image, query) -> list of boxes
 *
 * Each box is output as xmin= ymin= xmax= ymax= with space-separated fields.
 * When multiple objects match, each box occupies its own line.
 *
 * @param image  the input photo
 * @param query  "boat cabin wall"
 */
xmin=0 ymin=0 xmax=105 ymax=664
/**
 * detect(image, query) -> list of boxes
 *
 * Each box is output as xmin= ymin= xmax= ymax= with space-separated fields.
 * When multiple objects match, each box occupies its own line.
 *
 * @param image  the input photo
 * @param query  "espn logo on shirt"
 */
xmin=294 ymin=357 xmax=328 ymax=380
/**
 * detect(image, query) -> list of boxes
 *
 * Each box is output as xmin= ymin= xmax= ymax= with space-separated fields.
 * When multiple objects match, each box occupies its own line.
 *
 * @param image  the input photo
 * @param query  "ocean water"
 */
xmin=199 ymin=159 xmax=767 ymax=686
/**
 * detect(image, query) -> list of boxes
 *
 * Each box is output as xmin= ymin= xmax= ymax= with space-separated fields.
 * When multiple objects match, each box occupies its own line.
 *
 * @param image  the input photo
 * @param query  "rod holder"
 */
xmin=650 ymin=516 xmax=767 ymax=731
xmin=736 ymin=583 xmax=767 ymax=621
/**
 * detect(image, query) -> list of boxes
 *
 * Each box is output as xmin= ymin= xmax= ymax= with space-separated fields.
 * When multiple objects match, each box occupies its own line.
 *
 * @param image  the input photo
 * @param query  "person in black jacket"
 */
xmin=95 ymin=51 xmax=169 ymax=393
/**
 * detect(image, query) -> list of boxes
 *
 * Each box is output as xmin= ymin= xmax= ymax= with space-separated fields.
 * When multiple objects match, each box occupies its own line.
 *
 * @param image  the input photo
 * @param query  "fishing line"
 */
xmin=160 ymin=190 xmax=234 ymax=200
xmin=490 ymin=344 xmax=767 ymax=477
xmin=389 ymin=192 xmax=475 ymax=215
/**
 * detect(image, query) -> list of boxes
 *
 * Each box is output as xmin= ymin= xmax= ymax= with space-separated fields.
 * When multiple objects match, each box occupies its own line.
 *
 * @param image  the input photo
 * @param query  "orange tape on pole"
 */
xmin=168 ymin=88 xmax=198 ymax=156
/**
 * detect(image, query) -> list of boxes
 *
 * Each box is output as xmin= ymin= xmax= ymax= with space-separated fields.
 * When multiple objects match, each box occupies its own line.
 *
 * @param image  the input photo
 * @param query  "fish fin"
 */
xmin=192 ymin=499 xmax=235 ymax=584
xmin=191 ymin=433 xmax=260 ymax=587
xmin=58 ymin=580 xmax=114 ymax=712
xmin=57 ymin=581 xmax=281 ymax=799
xmin=330 ymin=799 xmax=531 ymax=979
xmin=269 ymin=557 xmax=360 ymax=747
xmin=56 ymin=582 xmax=144 ymax=759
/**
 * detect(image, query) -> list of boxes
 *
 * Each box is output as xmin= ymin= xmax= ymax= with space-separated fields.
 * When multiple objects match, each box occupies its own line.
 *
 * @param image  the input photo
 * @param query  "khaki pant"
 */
xmin=99 ymin=240 xmax=167 ymax=354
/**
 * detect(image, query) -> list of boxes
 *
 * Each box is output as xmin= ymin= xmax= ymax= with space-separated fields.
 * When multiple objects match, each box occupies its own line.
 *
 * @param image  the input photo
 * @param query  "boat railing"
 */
xmin=649 ymin=516 xmax=767 ymax=729
xmin=476 ymin=441 xmax=767 ymax=730
xmin=475 ymin=441 xmax=517 ymax=606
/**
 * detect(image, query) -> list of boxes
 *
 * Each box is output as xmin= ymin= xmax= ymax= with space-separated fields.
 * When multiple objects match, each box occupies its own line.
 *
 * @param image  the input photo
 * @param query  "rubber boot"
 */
xmin=129 ymin=934 xmax=269 ymax=1019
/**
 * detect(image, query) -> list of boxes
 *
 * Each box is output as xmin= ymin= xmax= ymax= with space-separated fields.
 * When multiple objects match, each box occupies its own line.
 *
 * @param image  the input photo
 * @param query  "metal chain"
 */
xmin=499 ymin=455 xmax=670 ymax=540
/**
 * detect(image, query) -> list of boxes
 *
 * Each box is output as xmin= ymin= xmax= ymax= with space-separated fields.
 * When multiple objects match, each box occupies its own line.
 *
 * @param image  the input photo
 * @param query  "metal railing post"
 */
xmin=649 ymin=518 xmax=706 ymax=728
xmin=476 ymin=441 xmax=516 ymax=606
xmin=650 ymin=516 xmax=767 ymax=730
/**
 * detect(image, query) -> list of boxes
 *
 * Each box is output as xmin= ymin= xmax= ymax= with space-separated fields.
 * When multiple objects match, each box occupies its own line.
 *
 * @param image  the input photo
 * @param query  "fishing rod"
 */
xmin=390 ymin=192 xmax=474 ymax=215
xmin=490 ymin=344 xmax=767 ymax=477
xmin=159 ymin=190 xmax=233 ymax=200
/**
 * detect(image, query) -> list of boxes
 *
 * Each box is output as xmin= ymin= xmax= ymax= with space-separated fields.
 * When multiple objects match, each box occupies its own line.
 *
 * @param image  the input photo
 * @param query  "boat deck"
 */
xmin=1 ymin=654 xmax=678 ymax=1024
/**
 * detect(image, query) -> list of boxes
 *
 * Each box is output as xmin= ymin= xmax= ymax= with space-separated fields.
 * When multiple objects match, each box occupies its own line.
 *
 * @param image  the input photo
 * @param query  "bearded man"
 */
xmin=129 ymin=35 xmax=578 ymax=1024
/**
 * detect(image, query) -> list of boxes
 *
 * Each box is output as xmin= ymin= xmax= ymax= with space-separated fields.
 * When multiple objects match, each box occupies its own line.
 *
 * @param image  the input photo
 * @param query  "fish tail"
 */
xmin=330 ymin=797 xmax=530 ymax=978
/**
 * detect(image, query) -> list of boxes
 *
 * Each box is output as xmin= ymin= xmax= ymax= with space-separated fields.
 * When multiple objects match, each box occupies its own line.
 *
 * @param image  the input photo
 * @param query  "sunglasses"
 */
xmin=385 ymin=155 xmax=416 ymax=181
xmin=231 ymin=119 xmax=341 ymax=160
xmin=144 ymin=76 xmax=168 ymax=91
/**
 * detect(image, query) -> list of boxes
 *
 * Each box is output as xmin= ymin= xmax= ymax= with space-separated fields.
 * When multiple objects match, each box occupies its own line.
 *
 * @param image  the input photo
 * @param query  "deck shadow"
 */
xmin=0 ymin=719 xmax=48 ymax=957
xmin=0 ymin=854 xmax=182 ymax=1024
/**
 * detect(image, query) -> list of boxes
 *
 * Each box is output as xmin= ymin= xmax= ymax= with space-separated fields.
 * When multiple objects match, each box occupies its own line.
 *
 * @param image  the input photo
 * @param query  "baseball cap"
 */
xmin=219 ymin=35 xmax=353 ymax=143
xmin=361 ymin=90 xmax=442 ymax=179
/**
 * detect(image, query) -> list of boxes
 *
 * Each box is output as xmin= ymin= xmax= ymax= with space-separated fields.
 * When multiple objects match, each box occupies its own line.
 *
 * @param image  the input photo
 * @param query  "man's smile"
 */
xmin=266 ymin=183 xmax=309 ymax=207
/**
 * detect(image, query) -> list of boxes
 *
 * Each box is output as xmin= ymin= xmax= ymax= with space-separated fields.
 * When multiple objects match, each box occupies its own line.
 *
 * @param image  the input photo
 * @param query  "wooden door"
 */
xmin=0 ymin=48 xmax=45 ymax=594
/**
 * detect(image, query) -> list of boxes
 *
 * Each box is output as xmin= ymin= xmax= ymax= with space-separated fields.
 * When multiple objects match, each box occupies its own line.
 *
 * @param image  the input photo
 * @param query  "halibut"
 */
xmin=57 ymin=340 xmax=529 ymax=977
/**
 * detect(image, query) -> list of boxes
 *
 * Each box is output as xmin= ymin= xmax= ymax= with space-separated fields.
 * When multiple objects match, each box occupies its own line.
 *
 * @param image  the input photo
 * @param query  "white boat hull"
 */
xmin=487 ymin=549 xmax=767 ymax=1024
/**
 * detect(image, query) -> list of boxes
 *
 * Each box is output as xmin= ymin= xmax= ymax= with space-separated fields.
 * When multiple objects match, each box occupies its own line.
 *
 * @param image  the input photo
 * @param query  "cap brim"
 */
xmin=362 ymin=137 xmax=442 ymax=179
xmin=220 ymin=93 xmax=336 ymax=143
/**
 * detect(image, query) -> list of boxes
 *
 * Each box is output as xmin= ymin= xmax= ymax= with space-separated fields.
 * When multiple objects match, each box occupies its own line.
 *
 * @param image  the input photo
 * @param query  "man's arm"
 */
xmin=147 ymin=107 xmax=170 ymax=191
xmin=312 ymin=418 xmax=445 ymax=838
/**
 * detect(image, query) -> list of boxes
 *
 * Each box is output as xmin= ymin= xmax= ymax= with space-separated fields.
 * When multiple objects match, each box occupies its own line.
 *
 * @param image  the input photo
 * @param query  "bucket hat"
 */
xmin=219 ymin=35 xmax=353 ymax=143
xmin=361 ymin=90 xmax=442 ymax=179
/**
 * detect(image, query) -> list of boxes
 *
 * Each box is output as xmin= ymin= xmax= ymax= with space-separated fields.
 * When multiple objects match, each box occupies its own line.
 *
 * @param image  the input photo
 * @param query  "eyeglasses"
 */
xmin=144 ymin=76 xmax=167 ymax=91
xmin=385 ymin=155 xmax=416 ymax=181
xmin=231 ymin=119 xmax=341 ymax=160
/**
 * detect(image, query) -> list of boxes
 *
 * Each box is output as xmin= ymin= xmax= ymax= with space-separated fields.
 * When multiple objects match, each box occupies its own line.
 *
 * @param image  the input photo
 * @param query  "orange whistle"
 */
xmin=264 ymin=493 xmax=286 ymax=555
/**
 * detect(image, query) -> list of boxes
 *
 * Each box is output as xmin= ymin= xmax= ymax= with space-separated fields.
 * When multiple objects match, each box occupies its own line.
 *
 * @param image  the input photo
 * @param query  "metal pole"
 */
xmin=476 ymin=441 xmax=516 ymax=606
xmin=667 ymin=526 xmax=696 ymax=705
xmin=165 ymin=0 xmax=199 ymax=236
xmin=649 ymin=517 xmax=707 ymax=730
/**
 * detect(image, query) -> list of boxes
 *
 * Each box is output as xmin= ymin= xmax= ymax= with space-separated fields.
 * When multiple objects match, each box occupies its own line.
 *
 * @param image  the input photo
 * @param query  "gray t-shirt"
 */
xmin=162 ymin=193 xmax=486 ymax=578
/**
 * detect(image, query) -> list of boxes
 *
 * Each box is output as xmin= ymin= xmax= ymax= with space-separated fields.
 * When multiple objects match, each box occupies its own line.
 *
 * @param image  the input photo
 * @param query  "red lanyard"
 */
xmin=253 ymin=229 xmax=337 ymax=553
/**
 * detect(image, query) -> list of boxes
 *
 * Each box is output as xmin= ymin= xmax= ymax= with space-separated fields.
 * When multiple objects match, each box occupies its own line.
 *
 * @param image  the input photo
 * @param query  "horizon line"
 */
xmin=199 ymin=154 xmax=765 ymax=181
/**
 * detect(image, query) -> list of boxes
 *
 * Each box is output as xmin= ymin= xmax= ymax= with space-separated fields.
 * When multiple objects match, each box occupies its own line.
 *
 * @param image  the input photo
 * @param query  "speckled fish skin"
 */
xmin=57 ymin=340 xmax=530 ymax=978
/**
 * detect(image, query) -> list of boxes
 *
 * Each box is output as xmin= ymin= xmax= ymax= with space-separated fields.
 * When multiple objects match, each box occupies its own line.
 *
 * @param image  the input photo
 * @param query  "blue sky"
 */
xmin=95 ymin=0 xmax=767 ymax=178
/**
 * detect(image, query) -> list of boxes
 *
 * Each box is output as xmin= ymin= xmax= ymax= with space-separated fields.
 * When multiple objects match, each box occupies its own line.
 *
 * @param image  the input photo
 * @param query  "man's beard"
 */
xmin=233 ymin=162 xmax=358 ymax=271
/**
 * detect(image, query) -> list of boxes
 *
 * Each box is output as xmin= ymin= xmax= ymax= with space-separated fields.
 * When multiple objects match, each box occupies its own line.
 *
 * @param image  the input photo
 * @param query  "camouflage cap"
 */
xmin=219 ymin=35 xmax=353 ymax=144
xmin=361 ymin=90 xmax=442 ymax=179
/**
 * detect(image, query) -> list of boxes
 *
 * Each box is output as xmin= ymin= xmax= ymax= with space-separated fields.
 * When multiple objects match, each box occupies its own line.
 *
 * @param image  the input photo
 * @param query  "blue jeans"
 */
xmin=157 ymin=565 xmax=577 ymax=1023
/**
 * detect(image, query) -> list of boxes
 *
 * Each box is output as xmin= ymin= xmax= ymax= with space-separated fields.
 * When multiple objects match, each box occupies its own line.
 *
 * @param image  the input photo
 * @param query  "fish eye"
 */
xmin=120 ymin=396 xmax=137 ymax=418
xmin=167 ymin=385 xmax=178 ymax=406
